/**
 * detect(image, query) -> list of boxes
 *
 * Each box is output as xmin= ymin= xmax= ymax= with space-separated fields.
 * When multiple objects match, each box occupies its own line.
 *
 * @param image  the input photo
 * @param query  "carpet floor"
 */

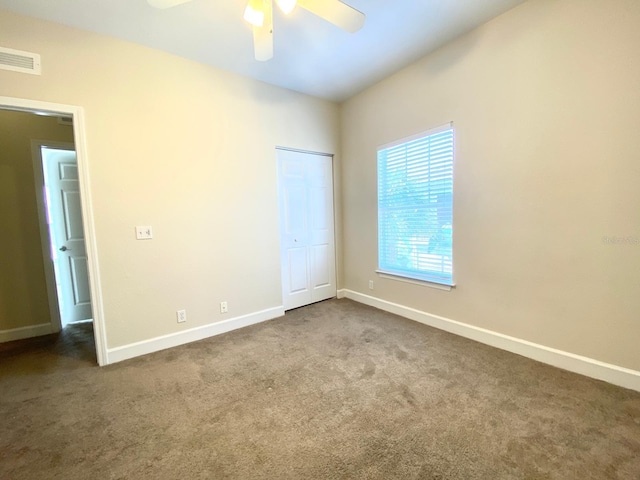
xmin=1 ymin=299 xmax=639 ymax=479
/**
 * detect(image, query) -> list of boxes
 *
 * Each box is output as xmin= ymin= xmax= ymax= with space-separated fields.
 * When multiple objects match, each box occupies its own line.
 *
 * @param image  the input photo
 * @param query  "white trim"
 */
xmin=0 ymin=323 xmax=53 ymax=343
xmin=341 ymin=289 xmax=640 ymax=392
xmin=337 ymin=289 xmax=347 ymax=299
xmin=0 ymin=96 xmax=108 ymax=366
xmin=106 ymin=306 xmax=285 ymax=365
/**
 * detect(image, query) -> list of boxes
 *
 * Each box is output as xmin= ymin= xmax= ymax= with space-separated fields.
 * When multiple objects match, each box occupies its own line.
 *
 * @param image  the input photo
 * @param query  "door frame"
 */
xmin=1 ymin=95 xmax=107 ymax=366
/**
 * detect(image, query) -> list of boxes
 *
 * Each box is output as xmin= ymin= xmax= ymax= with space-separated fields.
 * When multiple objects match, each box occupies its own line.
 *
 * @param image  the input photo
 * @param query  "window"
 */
xmin=377 ymin=124 xmax=454 ymax=286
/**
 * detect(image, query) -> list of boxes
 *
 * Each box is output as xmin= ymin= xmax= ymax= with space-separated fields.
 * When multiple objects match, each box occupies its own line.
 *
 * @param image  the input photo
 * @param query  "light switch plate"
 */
xmin=135 ymin=226 xmax=153 ymax=240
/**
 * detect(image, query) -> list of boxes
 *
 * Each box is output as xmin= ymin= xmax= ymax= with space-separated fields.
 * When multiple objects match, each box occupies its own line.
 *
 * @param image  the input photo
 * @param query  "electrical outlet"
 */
xmin=177 ymin=309 xmax=187 ymax=323
xmin=220 ymin=301 xmax=228 ymax=314
xmin=369 ymin=280 xmax=374 ymax=290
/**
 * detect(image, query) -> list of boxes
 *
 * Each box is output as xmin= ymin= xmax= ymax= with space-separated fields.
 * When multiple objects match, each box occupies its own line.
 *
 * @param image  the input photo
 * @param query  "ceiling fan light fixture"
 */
xmin=275 ymin=0 xmax=297 ymax=15
xmin=244 ymin=0 xmax=265 ymax=27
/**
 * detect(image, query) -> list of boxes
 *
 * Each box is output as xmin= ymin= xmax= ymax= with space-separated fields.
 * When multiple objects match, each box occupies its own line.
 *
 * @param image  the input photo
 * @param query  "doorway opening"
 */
xmin=0 ymin=96 xmax=106 ymax=365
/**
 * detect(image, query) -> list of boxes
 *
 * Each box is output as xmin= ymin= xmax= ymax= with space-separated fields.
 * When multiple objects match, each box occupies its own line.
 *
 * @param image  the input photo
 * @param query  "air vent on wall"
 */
xmin=0 ymin=47 xmax=41 ymax=75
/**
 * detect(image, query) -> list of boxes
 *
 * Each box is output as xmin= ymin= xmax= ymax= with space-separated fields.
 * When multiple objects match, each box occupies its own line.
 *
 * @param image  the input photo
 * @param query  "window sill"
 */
xmin=375 ymin=270 xmax=455 ymax=291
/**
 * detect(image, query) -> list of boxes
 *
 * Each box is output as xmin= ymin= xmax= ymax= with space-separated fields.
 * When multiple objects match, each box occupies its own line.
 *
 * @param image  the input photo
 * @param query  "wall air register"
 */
xmin=0 ymin=47 xmax=41 ymax=75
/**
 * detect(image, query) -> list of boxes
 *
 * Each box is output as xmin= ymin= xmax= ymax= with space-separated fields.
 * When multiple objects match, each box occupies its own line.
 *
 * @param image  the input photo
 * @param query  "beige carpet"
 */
xmin=1 ymin=299 xmax=639 ymax=479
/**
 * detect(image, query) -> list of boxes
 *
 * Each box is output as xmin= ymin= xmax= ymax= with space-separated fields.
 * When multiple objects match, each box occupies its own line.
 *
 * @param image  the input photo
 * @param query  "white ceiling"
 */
xmin=0 ymin=0 xmax=526 ymax=102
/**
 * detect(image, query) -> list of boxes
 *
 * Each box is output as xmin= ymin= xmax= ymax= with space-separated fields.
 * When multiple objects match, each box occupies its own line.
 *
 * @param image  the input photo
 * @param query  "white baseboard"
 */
xmin=0 ymin=323 xmax=54 ymax=343
xmin=106 ymin=306 xmax=285 ymax=365
xmin=341 ymin=289 xmax=640 ymax=392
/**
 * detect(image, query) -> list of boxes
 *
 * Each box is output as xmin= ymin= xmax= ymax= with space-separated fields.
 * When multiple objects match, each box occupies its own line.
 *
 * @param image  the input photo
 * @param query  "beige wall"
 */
xmin=341 ymin=0 xmax=640 ymax=371
xmin=0 ymin=10 xmax=340 ymax=348
xmin=0 ymin=110 xmax=74 ymax=331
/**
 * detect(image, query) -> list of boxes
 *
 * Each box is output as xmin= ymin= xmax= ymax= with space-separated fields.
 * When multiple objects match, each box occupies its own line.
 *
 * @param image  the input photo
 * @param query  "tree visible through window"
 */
xmin=377 ymin=124 xmax=454 ymax=285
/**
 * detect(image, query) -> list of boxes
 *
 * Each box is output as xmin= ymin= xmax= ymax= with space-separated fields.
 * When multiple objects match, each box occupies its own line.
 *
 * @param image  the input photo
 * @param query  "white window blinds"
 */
xmin=377 ymin=124 xmax=454 ymax=286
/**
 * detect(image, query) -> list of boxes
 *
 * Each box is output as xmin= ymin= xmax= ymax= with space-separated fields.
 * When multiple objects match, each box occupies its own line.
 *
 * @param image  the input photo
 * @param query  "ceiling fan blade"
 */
xmin=297 ymin=0 xmax=365 ymax=33
xmin=147 ymin=0 xmax=192 ymax=9
xmin=253 ymin=0 xmax=274 ymax=61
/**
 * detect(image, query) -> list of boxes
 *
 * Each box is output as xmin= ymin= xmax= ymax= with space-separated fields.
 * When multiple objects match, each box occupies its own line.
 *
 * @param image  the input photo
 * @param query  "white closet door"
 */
xmin=277 ymin=149 xmax=336 ymax=311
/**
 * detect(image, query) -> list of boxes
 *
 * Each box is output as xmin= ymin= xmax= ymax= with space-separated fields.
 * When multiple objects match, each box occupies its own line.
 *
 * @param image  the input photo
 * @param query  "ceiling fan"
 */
xmin=147 ymin=0 xmax=366 ymax=62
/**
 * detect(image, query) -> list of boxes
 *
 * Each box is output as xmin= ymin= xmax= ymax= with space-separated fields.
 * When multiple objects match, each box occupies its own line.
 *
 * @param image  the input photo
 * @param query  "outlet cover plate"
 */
xmin=135 ymin=226 xmax=153 ymax=240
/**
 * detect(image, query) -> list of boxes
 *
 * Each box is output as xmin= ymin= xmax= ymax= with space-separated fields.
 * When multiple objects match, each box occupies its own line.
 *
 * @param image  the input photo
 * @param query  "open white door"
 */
xmin=41 ymin=146 xmax=93 ymax=324
xmin=277 ymin=149 xmax=336 ymax=311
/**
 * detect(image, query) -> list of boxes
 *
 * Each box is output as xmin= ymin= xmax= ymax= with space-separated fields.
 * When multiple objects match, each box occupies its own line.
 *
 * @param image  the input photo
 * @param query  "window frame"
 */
xmin=376 ymin=122 xmax=455 ymax=288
